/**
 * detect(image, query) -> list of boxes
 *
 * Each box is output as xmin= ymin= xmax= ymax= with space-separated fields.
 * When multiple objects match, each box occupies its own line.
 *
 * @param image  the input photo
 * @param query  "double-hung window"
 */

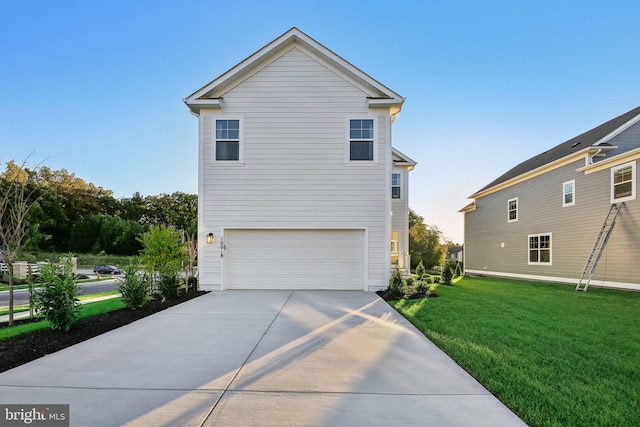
xmin=611 ymin=161 xmax=635 ymax=203
xmin=528 ymin=233 xmax=552 ymax=265
xmin=215 ymin=119 xmax=240 ymax=161
xmin=349 ymin=119 xmax=374 ymax=161
xmin=391 ymin=173 xmax=401 ymax=199
xmin=507 ymin=198 xmax=518 ymax=223
xmin=563 ymin=180 xmax=575 ymax=207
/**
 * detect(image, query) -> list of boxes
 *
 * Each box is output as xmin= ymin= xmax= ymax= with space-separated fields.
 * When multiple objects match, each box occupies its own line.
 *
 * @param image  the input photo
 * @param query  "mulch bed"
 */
xmin=376 ymin=289 xmax=439 ymax=301
xmin=0 ymin=291 xmax=208 ymax=373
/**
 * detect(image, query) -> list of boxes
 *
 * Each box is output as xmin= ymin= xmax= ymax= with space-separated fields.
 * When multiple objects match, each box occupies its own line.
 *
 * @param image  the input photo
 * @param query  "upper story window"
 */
xmin=391 ymin=173 xmax=401 ymax=199
xmin=611 ymin=161 xmax=636 ymax=203
xmin=528 ymin=233 xmax=552 ymax=265
xmin=349 ymin=119 xmax=374 ymax=161
xmin=215 ymin=119 xmax=240 ymax=161
xmin=507 ymin=197 xmax=518 ymax=223
xmin=563 ymin=180 xmax=575 ymax=207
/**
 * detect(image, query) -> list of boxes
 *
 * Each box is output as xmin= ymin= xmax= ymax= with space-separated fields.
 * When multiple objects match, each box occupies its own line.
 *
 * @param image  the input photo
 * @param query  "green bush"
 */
xmin=415 ymin=260 xmax=426 ymax=280
xmin=405 ymin=276 xmax=414 ymax=288
xmin=424 ymin=275 xmax=434 ymax=284
xmin=118 ymin=263 xmax=152 ymax=309
xmin=415 ymin=281 xmax=429 ymax=295
xmin=442 ymin=263 xmax=454 ymax=285
xmin=158 ymin=273 xmax=182 ymax=300
xmin=34 ymin=255 xmax=80 ymax=331
xmin=388 ymin=268 xmax=406 ymax=300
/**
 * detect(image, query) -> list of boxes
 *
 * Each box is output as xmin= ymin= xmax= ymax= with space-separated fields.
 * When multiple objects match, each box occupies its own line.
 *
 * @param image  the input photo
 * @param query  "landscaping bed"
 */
xmin=0 ymin=291 xmax=208 ymax=373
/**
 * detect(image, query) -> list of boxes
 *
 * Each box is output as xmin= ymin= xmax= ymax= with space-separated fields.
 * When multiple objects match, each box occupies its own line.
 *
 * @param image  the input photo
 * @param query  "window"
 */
xmin=391 ymin=231 xmax=399 ymax=265
xmin=563 ymin=180 xmax=575 ymax=207
xmin=391 ymin=173 xmax=401 ymax=199
xmin=528 ymin=233 xmax=552 ymax=265
xmin=611 ymin=161 xmax=636 ymax=203
xmin=215 ymin=119 xmax=240 ymax=161
xmin=507 ymin=198 xmax=518 ymax=223
xmin=349 ymin=119 xmax=374 ymax=161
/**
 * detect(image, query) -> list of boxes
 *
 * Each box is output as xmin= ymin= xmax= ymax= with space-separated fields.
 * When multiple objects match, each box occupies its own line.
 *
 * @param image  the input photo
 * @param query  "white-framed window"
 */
xmin=611 ymin=161 xmax=636 ymax=203
xmin=391 ymin=173 xmax=401 ymax=199
xmin=528 ymin=233 xmax=552 ymax=265
xmin=391 ymin=231 xmax=399 ymax=265
xmin=215 ymin=119 xmax=242 ymax=162
xmin=507 ymin=197 xmax=518 ymax=223
xmin=563 ymin=180 xmax=575 ymax=207
xmin=348 ymin=118 xmax=375 ymax=162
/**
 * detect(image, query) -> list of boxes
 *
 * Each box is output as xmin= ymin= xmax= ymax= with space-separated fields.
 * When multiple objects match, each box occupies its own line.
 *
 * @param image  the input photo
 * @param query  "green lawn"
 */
xmin=0 ymin=297 xmax=125 ymax=341
xmin=391 ymin=276 xmax=640 ymax=427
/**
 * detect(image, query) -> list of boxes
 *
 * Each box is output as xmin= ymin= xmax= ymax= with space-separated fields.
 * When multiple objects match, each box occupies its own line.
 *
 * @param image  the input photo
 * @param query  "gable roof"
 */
xmin=392 ymin=148 xmax=417 ymax=171
xmin=471 ymin=105 xmax=640 ymax=198
xmin=184 ymin=27 xmax=405 ymax=116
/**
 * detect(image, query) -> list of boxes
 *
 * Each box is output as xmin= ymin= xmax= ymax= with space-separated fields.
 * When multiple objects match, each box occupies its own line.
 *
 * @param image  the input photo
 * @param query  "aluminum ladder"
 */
xmin=576 ymin=203 xmax=624 ymax=291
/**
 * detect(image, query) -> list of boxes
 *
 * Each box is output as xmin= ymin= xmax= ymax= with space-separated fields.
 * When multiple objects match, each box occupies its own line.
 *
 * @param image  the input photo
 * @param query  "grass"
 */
xmin=0 ymin=297 xmax=125 ymax=341
xmin=391 ymin=276 xmax=640 ymax=427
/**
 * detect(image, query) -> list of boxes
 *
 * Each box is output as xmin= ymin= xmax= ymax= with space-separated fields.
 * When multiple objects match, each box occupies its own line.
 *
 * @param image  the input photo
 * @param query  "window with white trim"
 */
xmin=562 ymin=180 xmax=575 ymax=207
xmin=349 ymin=119 xmax=374 ymax=161
xmin=391 ymin=231 xmax=399 ymax=265
xmin=391 ymin=173 xmax=401 ymax=199
xmin=507 ymin=198 xmax=518 ymax=223
xmin=215 ymin=119 xmax=240 ymax=161
xmin=611 ymin=161 xmax=636 ymax=203
xmin=528 ymin=233 xmax=552 ymax=265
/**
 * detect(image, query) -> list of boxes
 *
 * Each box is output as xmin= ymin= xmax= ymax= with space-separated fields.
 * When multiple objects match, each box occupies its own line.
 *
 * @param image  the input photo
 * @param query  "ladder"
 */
xmin=576 ymin=203 xmax=624 ymax=291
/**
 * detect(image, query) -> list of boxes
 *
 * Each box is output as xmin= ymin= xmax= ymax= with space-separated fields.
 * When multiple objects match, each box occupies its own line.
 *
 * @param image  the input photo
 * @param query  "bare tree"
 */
xmin=0 ymin=156 xmax=44 ymax=325
xmin=184 ymin=232 xmax=198 ymax=292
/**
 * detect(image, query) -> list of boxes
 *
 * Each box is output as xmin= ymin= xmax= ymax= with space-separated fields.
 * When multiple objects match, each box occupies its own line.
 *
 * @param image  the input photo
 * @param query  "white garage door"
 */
xmin=225 ymin=229 xmax=365 ymax=290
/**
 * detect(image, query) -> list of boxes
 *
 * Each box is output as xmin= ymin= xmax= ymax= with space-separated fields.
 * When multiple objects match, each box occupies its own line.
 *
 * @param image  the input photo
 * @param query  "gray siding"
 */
xmin=465 ymin=155 xmax=640 ymax=288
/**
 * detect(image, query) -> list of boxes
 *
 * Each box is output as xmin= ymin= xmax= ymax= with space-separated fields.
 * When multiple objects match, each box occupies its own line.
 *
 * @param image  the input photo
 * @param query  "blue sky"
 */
xmin=2 ymin=0 xmax=639 ymax=243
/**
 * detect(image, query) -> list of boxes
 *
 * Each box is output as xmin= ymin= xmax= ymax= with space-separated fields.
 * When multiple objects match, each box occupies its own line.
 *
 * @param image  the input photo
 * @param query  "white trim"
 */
xmin=213 ymin=116 xmax=244 ymax=164
xmin=464 ymin=269 xmax=640 ymax=291
xmin=507 ymin=197 xmax=518 ymax=223
xmin=562 ymin=179 xmax=576 ymax=207
xmin=345 ymin=116 xmax=378 ymax=164
xmin=527 ymin=233 xmax=552 ymax=265
xmin=592 ymin=113 xmax=640 ymax=146
xmin=610 ymin=160 xmax=636 ymax=203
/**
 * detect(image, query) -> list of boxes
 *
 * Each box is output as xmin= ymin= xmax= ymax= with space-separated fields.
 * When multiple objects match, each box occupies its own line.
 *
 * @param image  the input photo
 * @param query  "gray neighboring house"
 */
xmin=461 ymin=106 xmax=640 ymax=291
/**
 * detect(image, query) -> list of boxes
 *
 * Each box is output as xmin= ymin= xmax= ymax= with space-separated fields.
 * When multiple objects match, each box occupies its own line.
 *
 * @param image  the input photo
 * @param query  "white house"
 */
xmin=184 ymin=28 xmax=415 ymax=291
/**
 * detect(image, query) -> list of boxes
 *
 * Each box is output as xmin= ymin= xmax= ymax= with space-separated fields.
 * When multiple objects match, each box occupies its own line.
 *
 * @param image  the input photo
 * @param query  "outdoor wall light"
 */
xmin=207 ymin=233 xmax=215 ymax=244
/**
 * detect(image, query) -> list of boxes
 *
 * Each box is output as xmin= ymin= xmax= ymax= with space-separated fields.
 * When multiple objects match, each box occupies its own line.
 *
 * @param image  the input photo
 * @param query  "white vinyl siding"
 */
xmin=611 ymin=161 xmax=636 ymax=203
xmin=507 ymin=198 xmax=518 ymax=223
xmin=562 ymin=180 xmax=575 ymax=207
xmin=199 ymin=47 xmax=391 ymax=290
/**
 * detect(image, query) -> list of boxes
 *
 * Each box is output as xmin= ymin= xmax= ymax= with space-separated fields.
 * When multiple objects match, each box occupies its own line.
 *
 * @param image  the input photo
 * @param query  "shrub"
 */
xmin=424 ymin=275 xmax=434 ymax=284
xmin=415 ymin=281 xmax=429 ymax=295
xmin=405 ymin=276 xmax=414 ymax=288
xmin=34 ymin=255 xmax=80 ymax=331
xmin=388 ymin=268 xmax=406 ymax=300
xmin=442 ymin=263 xmax=454 ymax=285
xmin=118 ymin=263 xmax=152 ymax=309
xmin=415 ymin=260 xmax=426 ymax=280
xmin=158 ymin=273 xmax=182 ymax=300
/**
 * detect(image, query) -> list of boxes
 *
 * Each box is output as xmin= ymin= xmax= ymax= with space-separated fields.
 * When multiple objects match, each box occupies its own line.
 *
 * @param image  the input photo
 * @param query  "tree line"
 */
xmin=0 ymin=159 xmax=197 ymax=256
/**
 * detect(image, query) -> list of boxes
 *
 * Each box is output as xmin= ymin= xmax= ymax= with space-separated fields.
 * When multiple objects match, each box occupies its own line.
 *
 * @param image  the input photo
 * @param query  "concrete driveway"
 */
xmin=0 ymin=291 xmax=526 ymax=426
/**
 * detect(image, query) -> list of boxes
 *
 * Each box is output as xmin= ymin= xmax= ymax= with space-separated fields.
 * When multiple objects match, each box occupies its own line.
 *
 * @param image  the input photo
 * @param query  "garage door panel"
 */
xmin=225 ymin=229 xmax=364 ymax=290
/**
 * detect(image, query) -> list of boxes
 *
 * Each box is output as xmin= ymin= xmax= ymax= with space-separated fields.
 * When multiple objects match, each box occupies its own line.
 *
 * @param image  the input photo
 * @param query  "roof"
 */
xmin=471 ymin=105 xmax=640 ymax=196
xmin=184 ymin=27 xmax=405 ymax=116
xmin=392 ymin=148 xmax=417 ymax=171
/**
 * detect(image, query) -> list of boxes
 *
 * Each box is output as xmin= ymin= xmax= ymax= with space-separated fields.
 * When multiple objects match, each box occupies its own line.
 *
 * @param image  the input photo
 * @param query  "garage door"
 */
xmin=225 ymin=229 xmax=365 ymax=290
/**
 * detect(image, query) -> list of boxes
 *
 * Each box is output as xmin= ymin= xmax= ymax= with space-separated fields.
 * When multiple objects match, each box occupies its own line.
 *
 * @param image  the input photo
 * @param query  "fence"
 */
xmin=0 ymin=259 xmax=77 ymax=279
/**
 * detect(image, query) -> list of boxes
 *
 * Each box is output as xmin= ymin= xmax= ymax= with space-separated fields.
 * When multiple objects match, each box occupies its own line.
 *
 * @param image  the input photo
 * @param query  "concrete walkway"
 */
xmin=0 ymin=291 xmax=526 ymax=426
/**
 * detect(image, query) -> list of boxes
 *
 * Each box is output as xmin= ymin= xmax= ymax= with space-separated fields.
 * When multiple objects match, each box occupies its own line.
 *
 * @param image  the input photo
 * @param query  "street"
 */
xmin=0 ymin=279 xmax=120 ymax=308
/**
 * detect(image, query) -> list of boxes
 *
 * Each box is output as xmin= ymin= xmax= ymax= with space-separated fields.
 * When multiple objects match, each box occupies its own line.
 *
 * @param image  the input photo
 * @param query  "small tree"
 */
xmin=184 ymin=231 xmax=198 ymax=292
xmin=34 ymin=255 xmax=80 ymax=331
xmin=118 ymin=261 xmax=151 ymax=309
xmin=388 ymin=268 xmax=406 ymax=300
xmin=0 ymin=157 xmax=45 ymax=325
xmin=442 ymin=263 xmax=454 ymax=285
xmin=415 ymin=260 xmax=426 ymax=280
xmin=139 ymin=225 xmax=186 ymax=300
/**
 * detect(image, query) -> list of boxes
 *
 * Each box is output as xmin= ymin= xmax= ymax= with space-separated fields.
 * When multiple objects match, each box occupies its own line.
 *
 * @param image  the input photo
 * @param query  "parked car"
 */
xmin=93 ymin=265 xmax=122 ymax=275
